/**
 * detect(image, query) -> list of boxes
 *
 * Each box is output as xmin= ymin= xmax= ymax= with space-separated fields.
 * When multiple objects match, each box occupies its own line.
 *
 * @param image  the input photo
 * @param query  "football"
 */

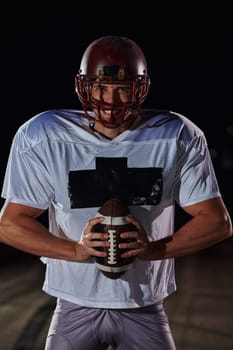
xmin=92 ymin=198 xmax=137 ymax=279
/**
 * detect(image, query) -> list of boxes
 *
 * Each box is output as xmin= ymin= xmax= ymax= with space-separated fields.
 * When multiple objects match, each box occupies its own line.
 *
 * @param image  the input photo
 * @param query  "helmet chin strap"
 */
xmin=84 ymin=103 xmax=133 ymax=128
xmin=88 ymin=121 xmax=116 ymax=140
xmin=88 ymin=111 xmax=138 ymax=139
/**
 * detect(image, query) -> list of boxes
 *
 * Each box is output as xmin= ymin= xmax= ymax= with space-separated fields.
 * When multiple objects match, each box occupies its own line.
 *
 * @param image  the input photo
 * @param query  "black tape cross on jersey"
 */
xmin=68 ymin=157 xmax=163 ymax=208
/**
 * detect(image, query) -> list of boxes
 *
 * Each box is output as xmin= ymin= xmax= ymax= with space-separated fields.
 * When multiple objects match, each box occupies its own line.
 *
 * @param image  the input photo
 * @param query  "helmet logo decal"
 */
xmin=98 ymin=67 xmax=105 ymax=80
xmin=117 ymin=67 xmax=125 ymax=80
xmin=97 ymin=66 xmax=126 ymax=80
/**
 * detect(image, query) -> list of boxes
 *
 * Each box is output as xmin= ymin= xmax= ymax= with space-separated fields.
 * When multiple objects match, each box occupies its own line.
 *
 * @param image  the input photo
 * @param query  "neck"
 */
xmin=89 ymin=119 xmax=134 ymax=139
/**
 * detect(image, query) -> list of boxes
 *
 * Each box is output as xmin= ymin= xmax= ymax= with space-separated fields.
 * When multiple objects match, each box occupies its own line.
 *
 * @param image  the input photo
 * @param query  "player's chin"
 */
xmin=102 ymin=122 xmax=121 ymax=129
xmin=98 ymin=110 xmax=131 ymax=127
xmin=102 ymin=116 xmax=131 ymax=129
xmin=101 ymin=115 xmax=122 ymax=126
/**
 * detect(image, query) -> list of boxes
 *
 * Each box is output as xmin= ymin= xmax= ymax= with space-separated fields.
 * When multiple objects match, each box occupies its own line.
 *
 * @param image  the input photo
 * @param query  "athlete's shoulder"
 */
xmin=14 ymin=109 xmax=87 ymax=151
xmin=18 ymin=109 xmax=86 ymax=131
xmin=132 ymin=109 xmax=205 ymax=143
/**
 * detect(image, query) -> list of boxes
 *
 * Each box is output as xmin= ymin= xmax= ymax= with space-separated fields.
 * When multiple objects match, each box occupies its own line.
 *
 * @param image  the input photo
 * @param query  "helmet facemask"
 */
xmin=75 ymin=69 xmax=150 ymax=127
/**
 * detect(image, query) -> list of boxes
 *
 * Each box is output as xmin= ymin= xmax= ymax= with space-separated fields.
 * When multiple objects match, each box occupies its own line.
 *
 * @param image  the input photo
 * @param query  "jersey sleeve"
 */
xmin=1 ymin=127 xmax=54 ymax=209
xmin=174 ymin=130 xmax=221 ymax=207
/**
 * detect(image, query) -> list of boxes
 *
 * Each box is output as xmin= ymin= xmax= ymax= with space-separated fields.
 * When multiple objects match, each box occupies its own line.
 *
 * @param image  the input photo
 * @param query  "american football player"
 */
xmin=0 ymin=36 xmax=232 ymax=349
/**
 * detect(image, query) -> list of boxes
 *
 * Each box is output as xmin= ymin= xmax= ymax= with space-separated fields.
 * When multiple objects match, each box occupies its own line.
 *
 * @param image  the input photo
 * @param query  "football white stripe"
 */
xmin=95 ymin=212 xmax=128 ymax=225
xmin=95 ymin=262 xmax=132 ymax=273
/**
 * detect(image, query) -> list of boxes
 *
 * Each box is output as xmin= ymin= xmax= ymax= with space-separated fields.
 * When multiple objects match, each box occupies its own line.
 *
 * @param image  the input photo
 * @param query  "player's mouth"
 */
xmin=100 ymin=109 xmax=122 ymax=125
xmin=92 ymin=106 xmax=132 ymax=128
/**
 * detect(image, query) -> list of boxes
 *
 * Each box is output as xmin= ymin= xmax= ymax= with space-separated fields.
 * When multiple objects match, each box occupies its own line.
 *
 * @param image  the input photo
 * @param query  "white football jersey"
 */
xmin=1 ymin=109 xmax=221 ymax=308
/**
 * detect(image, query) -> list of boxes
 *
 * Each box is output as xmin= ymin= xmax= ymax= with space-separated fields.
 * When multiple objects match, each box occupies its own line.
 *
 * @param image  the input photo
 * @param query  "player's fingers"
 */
xmin=120 ymin=227 xmax=147 ymax=243
xmin=83 ymin=216 xmax=105 ymax=232
xmin=83 ymin=232 xmax=108 ymax=242
xmin=126 ymin=215 xmax=140 ymax=228
xmin=126 ymin=215 xmax=147 ymax=236
xmin=79 ymin=233 xmax=108 ymax=257
xmin=121 ymin=245 xmax=146 ymax=258
xmin=119 ymin=238 xmax=147 ymax=250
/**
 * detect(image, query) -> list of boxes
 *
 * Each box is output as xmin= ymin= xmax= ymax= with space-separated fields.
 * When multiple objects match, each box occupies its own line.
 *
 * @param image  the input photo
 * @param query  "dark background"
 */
xmin=1 ymin=8 xmax=233 ymax=254
xmin=0 ymin=8 xmax=233 ymax=349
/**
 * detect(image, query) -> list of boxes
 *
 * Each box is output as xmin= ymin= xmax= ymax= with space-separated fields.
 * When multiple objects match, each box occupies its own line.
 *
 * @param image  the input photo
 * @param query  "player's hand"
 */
xmin=77 ymin=216 xmax=109 ymax=260
xmin=119 ymin=215 xmax=149 ymax=258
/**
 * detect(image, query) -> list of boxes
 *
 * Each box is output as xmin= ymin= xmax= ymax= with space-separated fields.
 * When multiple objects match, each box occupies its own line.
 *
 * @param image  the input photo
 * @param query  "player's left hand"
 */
xmin=119 ymin=215 xmax=149 ymax=258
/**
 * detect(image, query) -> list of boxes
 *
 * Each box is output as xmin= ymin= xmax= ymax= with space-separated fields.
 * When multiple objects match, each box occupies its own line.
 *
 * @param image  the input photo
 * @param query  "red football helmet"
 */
xmin=75 ymin=36 xmax=150 ymax=126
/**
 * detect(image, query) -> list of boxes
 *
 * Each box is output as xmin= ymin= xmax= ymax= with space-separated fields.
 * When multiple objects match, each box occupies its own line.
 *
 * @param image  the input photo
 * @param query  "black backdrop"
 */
xmin=1 ymin=8 xmax=232 ymax=229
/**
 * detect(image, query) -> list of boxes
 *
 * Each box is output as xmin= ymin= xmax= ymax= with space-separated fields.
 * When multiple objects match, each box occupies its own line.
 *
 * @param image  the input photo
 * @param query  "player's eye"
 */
xmin=92 ymin=84 xmax=106 ymax=92
xmin=118 ymin=87 xmax=132 ymax=96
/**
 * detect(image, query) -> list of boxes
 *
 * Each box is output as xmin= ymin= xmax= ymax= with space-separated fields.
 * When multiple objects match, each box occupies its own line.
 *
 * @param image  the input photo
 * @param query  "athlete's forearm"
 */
xmin=141 ymin=211 xmax=232 ymax=260
xmin=0 ymin=215 xmax=80 ymax=261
